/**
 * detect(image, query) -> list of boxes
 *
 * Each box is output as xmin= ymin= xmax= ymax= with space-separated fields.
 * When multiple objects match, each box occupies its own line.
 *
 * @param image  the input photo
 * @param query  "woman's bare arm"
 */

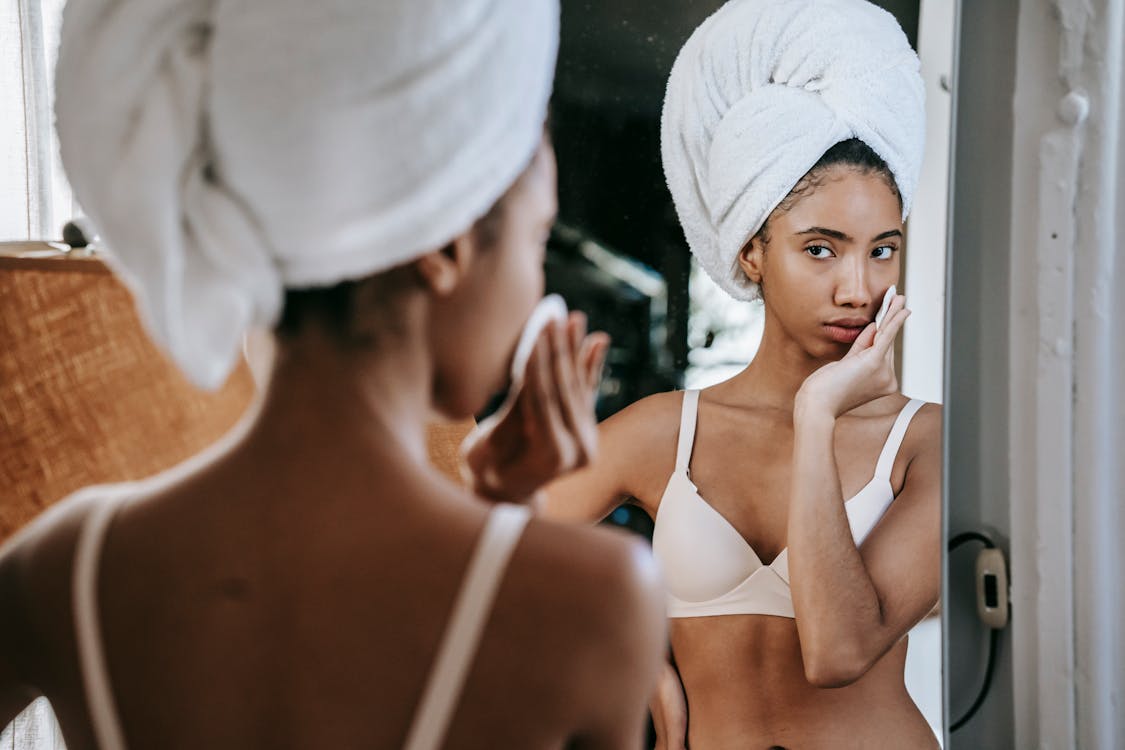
xmin=786 ymin=402 xmax=941 ymax=687
xmin=783 ymin=297 xmax=940 ymax=686
xmin=540 ymin=392 xmax=678 ymax=523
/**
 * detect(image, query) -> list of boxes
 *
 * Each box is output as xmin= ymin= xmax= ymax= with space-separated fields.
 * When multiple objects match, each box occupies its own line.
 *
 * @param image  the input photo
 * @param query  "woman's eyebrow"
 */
xmin=871 ymin=229 xmax=903 ymax=241
xmin=796 ymin=226 xmax=850 ymax=241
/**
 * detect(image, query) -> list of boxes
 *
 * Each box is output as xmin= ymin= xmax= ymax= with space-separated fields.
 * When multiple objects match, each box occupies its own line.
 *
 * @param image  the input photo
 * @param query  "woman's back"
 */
xmin=3 ymin=0 xmax=670 ymax=745
xmin=2 ymin=416 xmax=664 ymax=749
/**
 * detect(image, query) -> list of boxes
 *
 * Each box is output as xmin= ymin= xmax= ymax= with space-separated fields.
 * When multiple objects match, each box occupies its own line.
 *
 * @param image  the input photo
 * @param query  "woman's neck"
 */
xmin=246 ymin=324 xmax=434 ymax=470
xmin=726 ymin=311 xmax=835 ymax=412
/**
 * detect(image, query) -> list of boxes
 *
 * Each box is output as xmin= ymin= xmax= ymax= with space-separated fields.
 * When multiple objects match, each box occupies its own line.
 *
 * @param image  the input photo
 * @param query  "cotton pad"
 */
xmin=875 ymin=285 xmax=897 ymax=331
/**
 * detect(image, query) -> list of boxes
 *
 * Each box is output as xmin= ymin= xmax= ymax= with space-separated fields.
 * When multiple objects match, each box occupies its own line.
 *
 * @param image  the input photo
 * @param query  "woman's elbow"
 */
xmin=801 ymin=642 xmax=871 ymax=688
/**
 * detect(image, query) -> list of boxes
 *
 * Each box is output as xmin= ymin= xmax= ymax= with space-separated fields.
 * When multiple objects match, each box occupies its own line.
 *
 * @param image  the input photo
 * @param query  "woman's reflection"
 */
xmin=544 ymin=1 xmax=941 ymax=747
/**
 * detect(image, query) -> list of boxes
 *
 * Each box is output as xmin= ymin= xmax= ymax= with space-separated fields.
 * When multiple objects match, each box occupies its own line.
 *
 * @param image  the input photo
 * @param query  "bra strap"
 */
xmin=403 ymin=503 xmax=532 ymax=750
xmin=674 ymin=390 xmax=700 ymax=474
xmin=73 ymin=496 xmax=129 ymax=750
xmin=874 ymin=399 xmax=926 ymax=480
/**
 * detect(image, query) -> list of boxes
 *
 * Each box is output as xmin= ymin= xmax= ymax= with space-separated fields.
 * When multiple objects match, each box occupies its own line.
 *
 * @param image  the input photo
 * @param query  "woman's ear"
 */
xmin=737 ymin=234 xmax=765 ymax=286
xmin=415 ymin=232 xmax=478 ymax=296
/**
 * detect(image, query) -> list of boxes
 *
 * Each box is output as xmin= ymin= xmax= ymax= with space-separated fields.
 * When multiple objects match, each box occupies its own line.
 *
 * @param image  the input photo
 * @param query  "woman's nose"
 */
xmin=834 ymin=258 xmax=874 ymax=308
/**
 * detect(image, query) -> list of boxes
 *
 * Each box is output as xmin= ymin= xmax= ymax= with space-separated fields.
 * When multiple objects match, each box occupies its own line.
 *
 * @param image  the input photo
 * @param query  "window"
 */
xmin=1 ymin=0 xmax=75 ymax=242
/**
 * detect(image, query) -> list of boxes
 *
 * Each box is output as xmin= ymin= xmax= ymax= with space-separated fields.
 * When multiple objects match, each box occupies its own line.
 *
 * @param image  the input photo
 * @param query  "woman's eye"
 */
xmin=871 ymin=245 xmax=897 ymax=260
xmin=805 ymin=245 xmax=834 ymax=259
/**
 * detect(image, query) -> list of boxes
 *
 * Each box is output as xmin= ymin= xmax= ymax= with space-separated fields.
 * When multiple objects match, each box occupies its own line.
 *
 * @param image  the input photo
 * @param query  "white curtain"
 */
xmin=2 ymin=3 xmax=72 ymax=746
xmin=0 ymin=700 xmax=65 ymax=750
xmin=1 ymin=0 xmax=74 ymax=242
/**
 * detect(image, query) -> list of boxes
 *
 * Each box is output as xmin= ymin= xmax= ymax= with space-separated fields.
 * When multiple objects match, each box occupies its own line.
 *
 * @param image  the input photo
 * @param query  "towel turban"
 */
xmin=661 ymin=0 xmax=925 ymax=301
xmin=55 ymin=0 xmax=559 ymax=389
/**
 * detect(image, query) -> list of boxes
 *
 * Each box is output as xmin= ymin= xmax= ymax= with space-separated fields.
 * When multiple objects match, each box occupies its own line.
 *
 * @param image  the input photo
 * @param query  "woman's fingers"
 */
xmin=652 ymin=662 xmax=689 ymax=750
xmin=515 ymin=311 xmax=610 ymax=477
xmin=872 ymin=297 xmax=908 ymax=392
xmin=566 ymin=313 xmax=592 ymax=398
xmin=477 ymin=314 xmax=611 ymax=497
xmin=527 ymin=325 xmax=567 ymax=448
xmin=585 ymin=333 xmax=610 ymax=404
xmin=874 ymin=301 xmax=910 ymax=357
xmin=580 ymin=332 xmax=610 ymax=390
xmin=569 ymin=311 xmax=586 ymax=363
xmin=873 ymin=295 xmax=906 ymax=339
xmin=520 ymin=331 xmax=553 ymax=436
xmin=551 ymin=316 xmax=586 ymax=447
xmin=846 ymin=323 xmax=879 ymax=356
xmin=561 ymin=316 xmax=605 ymax=466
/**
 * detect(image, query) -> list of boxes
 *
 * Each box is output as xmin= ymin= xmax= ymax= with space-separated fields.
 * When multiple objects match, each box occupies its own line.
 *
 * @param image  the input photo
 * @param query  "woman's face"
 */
xmin=745 ymin=167 xmax=904 ymax=360
xmin=429 ymin=137 xmax=557 ymax=418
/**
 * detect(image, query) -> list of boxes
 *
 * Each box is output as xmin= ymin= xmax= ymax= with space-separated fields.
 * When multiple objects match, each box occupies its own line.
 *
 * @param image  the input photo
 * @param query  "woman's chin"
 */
xmin=807 ymin=338 xmax=851 ymax=361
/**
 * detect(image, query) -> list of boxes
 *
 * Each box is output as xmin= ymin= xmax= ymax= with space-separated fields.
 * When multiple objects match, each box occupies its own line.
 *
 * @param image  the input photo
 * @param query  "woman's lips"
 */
xmin=823 ymin=323 xmax=865 ymax=344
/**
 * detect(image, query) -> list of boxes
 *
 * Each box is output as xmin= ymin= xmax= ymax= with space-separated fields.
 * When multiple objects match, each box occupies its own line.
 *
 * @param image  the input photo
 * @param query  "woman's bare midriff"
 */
xmin=671 ymin=615 xmax=938 ymax=750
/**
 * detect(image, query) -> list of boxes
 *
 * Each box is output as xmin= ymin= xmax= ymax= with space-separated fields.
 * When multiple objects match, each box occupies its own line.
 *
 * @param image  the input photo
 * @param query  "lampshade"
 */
xmin=0 ymin=243 xmax=256 ymax=541
xmin=0 ymin=243 xmax=478 ymax=543
xmin=427 ymin=419 xmax=475 ymax=485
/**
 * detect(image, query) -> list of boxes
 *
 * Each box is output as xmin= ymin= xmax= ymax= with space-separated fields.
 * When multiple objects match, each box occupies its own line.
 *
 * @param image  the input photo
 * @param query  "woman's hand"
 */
xmin=464 ymin=313 xmax=609 ymax=503
xmin=796 ymin=295 xmax=910 ymax=419
xmin=650 ymin=661 xmax=688 ymax=750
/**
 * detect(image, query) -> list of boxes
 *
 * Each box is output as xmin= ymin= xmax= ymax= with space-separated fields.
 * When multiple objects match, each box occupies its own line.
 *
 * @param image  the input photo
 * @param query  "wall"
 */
xmin=1007 ymin=0 xmax=1125 ymax=746
xmin=948 ymin=0 xmax=1125 ymax=746
xmin=903 ymin=0 xmax=955 ymax=405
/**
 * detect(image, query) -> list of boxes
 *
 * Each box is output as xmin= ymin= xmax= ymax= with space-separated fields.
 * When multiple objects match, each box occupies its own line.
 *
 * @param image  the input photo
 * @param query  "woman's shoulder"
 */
xmin=427 ymin=473 xmax=663 ymax=630
xmin=605 ymin=389 xmax=686 ymax=427
xmin=513 ymin=513 xmax=662 ymax=636
xmin=866 ymin=393 xmax=941 ymax=435
xmin=500 ymin=514 xmax=664 ymax=703
xmin=1 ymin=484 xmax=127 ymax=585
xmin=599 ymin=389 xmax=690 ymax=452
xmin=518 ymin=513 xmax=663 ymax=618
xmin=906 ymin=398 xmax=943 ymax=447
xmin=0 ymin=484 xmax=131 ymax=685
xmin=893 ymin=397 xmax=942 ymax=482
xmin=594 ymin=390 xmax=693 ymax=504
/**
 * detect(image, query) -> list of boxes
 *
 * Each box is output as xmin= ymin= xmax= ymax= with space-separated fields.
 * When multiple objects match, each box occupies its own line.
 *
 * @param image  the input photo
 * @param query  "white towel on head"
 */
xmin=661 ymin=0 xmax=924 ymax=301
xmin=55 ymin=0 xmax=559 ymax=389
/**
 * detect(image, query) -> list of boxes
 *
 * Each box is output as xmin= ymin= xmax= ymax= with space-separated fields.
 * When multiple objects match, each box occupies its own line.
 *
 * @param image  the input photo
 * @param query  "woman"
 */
xmin=0 ymin=1 xmax=664 ymax=748
xmin=544 ymin=1 xmax=940 ymax=747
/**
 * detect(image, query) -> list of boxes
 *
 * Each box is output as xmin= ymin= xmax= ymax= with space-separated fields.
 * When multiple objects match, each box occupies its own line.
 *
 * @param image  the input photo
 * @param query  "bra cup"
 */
xmin=843 ymin=478 xmax=895 ymax=545
xmin=653 ymin=473 xmax=763 ymax=603
xmin=667 ymin=564 xmax=796 ymax=619
xmin=653 ymin=394 xmax=922 ymax=619
xmin=655 ymin=477 xmax=899 ymax=618
xmin=769 ymin=481 xmax=888 ymax=587
xmin=769 ymin=548 xmax=790 ymax=584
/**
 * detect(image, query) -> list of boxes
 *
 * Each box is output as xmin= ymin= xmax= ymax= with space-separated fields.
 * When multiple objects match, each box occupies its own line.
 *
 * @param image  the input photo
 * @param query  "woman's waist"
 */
xmin=679 ymin=659 xmax=915 ymax=723
xmin=684 ymin=699 xmax=937 ymax=750
xmin=671 ymin=620 xmax=930 ymax=747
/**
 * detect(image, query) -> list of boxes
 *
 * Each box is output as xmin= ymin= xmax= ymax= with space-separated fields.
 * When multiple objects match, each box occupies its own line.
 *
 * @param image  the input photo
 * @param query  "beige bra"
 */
xmin=651 ymin=390 xmax=924 ymax=619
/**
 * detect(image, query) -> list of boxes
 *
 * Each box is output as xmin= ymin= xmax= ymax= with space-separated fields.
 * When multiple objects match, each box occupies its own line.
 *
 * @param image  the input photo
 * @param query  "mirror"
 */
xmin=1 ymin=0 xmax=957 ymax=746
xmin=545 ymin=0 xmax=954 ymax=745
